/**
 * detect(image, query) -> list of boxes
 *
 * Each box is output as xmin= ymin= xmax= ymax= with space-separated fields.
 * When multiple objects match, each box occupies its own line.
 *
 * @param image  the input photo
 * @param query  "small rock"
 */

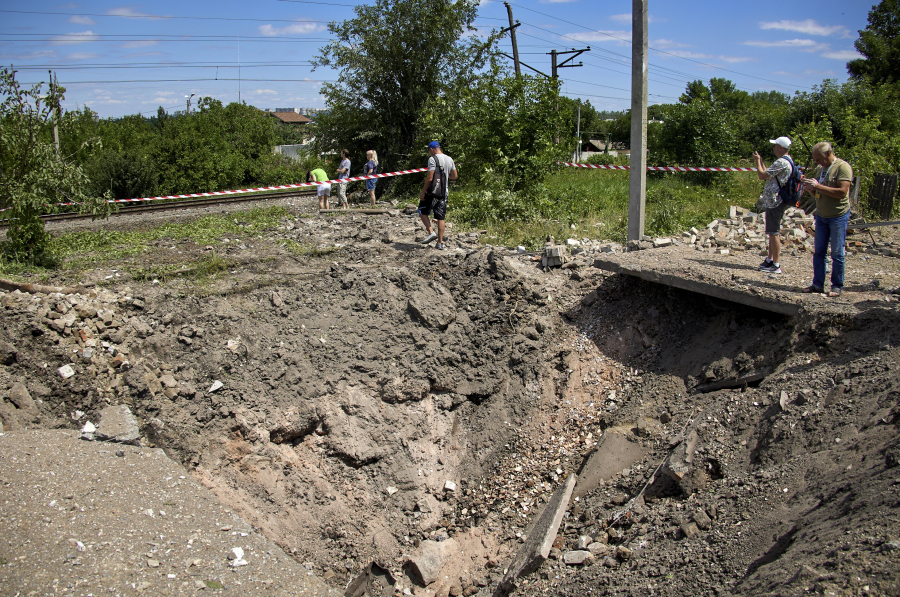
xmin=694 ymin=509 xmax=712 ymax=530
xmin=616 ymin=546 xmax=633 ymax=560
xmin=444 ymin=480 xmax=457 ymax=492
xmin=563 ymin=550 xmax=593 ymax=565
xmin=80 ymin=421 xmax=96 ymax=441
xmin=208 ymin=380 xmax=224 ymax=393
xmin=681 ymin=522 xmax=700 ymax=539
xmin=577 ymin=535 xmax=593 ymax=549
xmin=58 ymin=364 xmax=76 ymax=379
xmin=147 ymin=559 xmax=160 ymax=568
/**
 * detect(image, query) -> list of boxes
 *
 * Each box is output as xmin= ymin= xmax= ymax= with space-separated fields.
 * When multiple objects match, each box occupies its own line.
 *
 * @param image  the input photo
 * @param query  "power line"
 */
xmin=277 ymin=0 xmax=360 ymax=6
xmin=0 ymin=9 xmax=330 ymax=24
xmin=20 ymin=78 xmax=335 ymax=84
xmin=2 ymin=33 xmax=331 ymax=41
xmin=15 ymin=62 xmax=315 ymax=70
xmin=512 ymin=5 xmax=813 ymax=91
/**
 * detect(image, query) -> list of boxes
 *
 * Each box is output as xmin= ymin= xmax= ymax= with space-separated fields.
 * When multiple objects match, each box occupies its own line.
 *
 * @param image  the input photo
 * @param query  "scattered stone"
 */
xmin=208 ymin=380 xmax=224 ymax=393
xmin=80 ymin=421 xmax=96 ymax=441
xmin=7 ymin=383 xmax=35 ymax=412
xmin=444 ymin=480 xmax=457 ymax=492
xmin=57 ymin=364 xmax=75 ymax=379
xmin=616 ymin=546 xmax=633 ymax=560
xmin=562 ymin=550 xmax=593 ymax=565
xmin=694 ymin=509 xmax=712 ymax=530
xmin=681 ymin=522 xmax=700 ymax=539
xmin=577 ymin=535 xmax=592 ymax=549
xmin=0 ymin=340 xmax=16 ymax=365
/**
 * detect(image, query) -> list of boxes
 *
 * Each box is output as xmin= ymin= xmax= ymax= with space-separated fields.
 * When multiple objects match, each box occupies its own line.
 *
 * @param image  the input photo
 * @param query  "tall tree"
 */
xmin=847 ymin=0 xmax=900 ymax=83
xmin=310 ymin=0 xmax=497 ymax=172
xmin=0 ymin=67 xmax=112 ymax=260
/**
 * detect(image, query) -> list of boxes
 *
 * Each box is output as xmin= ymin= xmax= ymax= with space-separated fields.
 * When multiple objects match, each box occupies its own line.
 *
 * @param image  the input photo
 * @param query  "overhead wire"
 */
xmin=0 ymin=9 xmax=330 ymax=24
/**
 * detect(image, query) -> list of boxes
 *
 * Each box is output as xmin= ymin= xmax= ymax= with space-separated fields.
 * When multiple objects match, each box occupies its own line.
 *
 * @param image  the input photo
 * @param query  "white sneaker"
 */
xmin=422 ymin=232 xmax=438 ymax=244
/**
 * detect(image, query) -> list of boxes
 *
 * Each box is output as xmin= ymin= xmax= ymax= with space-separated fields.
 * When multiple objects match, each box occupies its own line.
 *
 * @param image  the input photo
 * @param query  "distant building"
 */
xmin=268 ymin=111 xmax=313 ymax=124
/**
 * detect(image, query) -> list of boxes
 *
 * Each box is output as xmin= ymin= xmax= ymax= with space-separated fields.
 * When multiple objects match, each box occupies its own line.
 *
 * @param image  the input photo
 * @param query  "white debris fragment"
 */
xmin=443 ymin=480 xmax=457 ymax=492
xmin=58 ymin=364 xmax=75 ymax=379
xmin=208 ymin=380 xmax=224 ymax=393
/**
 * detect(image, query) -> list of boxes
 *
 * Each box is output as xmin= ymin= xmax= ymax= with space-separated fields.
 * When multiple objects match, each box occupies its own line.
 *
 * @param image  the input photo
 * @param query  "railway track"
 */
xmin=0 ymin=189 xmax=316 ymax=228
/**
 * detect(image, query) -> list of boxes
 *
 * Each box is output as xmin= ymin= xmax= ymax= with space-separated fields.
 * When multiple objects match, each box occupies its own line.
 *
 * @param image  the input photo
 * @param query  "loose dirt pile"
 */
xmin=1 ymin=197 xmax=899 ymax=596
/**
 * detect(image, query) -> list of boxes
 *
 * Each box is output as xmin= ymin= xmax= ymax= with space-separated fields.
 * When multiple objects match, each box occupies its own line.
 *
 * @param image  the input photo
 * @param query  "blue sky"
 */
xmin=0 ymin=0 xmax=870 ymax=119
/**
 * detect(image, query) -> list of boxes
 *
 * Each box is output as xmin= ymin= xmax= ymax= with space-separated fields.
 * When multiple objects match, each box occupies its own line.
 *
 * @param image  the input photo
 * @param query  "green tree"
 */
xmin=0 ymin=67 xmax=112 ymax=261
xmin=310 ymin=0 xmax=497 ymax=173
xmin=847 ymin=0 xmax=900 ymax=84
xmin=418 ymin=71 xmax=568 ymax=192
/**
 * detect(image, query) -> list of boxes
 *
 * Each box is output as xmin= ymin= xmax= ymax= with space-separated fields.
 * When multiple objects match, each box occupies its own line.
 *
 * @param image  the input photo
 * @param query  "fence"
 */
xmin=865 ymin=173 xmax=899 ymax=220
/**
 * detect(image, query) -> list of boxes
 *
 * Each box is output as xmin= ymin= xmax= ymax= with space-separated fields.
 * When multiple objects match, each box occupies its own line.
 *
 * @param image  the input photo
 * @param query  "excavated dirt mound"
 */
xmin=1 ymin=199 xmax=899 ymax=596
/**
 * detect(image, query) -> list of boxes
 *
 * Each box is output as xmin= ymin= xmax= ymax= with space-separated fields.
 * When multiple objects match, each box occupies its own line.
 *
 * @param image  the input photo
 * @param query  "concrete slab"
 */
xmin=594 ymin=253 xmax=801 ymax=316
xmin=494 ymin=474 xmax=576 ymax=596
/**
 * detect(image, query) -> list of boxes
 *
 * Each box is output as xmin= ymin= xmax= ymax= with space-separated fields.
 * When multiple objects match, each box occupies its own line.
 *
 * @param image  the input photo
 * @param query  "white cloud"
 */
xmin=108 ymin=7 xmax=168 ymax=20
xmin=665 ymin=50 xmax=754 ymax=64
xmin=253 ymin=89 xmax=279 ymax=95
xmin=804 ymin=69 xmax=836 ymax=76
xmin=0 ymin=50 xmax=56 ymax=60
xmin=743 ymin=39 xmax=831 ymax=52
xmin=540 ymin=0 xmax=577 ymax=3
xmin=69 ymin=15 xmax=96 ymax=25
xmin=120 ymin=40 xmax=159 ymax=48
xmin=823 ymin=49 xmax=863 ymax=60
xmin=66 ymin=53 xmax=101 ymax=60
xmin=652 ymin=38 xmax=689 ymax=49
xmin=259 ymin=22 xmax=323 ymax=36
xmin=566 ymin=30 xmax=631 ymax=43
xmin=759 ymin=19 xmax=850 ymax=37
xmin=51 ymin=31 xmax=100 ymax=45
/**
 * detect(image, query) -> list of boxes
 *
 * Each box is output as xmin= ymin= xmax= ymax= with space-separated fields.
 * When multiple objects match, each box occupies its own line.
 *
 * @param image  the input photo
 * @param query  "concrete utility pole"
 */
xmin=49 ymin=71 xmax=60 ymax=155
xmin=627 ymin=0 xmax=649 ymax=243
xmin=503 ymin=2 xmax=521 ymax=78
xmin=185 ymin=93 xmax=195 ymax=114
xmin=549 ymin=47 xmax=589 ymax=144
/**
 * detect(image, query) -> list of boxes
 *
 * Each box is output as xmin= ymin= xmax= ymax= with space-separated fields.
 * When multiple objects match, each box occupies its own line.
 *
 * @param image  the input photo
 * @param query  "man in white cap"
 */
xmin=752 ymin=136 xmax=795 ymax=274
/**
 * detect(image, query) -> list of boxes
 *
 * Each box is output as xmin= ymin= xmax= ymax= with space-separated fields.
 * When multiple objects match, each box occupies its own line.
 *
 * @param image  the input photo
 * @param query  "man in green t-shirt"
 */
xmin=801 ymin=141 xmax=853 ymax=297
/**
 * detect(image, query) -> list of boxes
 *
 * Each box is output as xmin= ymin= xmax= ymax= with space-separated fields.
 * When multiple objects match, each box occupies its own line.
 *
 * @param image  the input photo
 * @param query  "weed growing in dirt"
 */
xmin=279 ymin=239 xmax=339 ymax=257
xmin=126 ymin=252 xmax=231 ymax=283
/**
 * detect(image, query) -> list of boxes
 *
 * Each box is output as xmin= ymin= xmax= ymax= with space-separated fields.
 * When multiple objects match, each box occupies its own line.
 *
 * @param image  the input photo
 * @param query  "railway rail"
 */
xmin=0 ymin=189 xmax=316 ymax=228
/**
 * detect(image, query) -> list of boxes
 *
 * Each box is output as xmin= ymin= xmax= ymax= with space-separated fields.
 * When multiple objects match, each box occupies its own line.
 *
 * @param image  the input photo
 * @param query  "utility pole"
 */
xmin=549 ymin=47 xmax=589 ymax=144
xmin=185 ymin=93 xmax=195 ymax=114
xmin=502 ymin=2 xmax=521 ymax=78
xmin=49 ymin=71 xmax=60 ymax=155
xmin=627 ymin=0 xmax=649 ymax=243
xmin=575 ymin=105 xmax=581 ymax=162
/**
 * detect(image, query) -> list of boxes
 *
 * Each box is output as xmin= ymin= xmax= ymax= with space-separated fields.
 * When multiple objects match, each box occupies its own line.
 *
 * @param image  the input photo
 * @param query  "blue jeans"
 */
xmin=812 ymin=211 xmax=850 ymax=290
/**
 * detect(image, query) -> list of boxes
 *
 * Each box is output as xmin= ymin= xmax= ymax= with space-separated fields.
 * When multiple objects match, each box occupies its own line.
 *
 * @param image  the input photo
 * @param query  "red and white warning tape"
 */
xmin=558 ymin=162 xmax=756 ymax=172
xmin=102 ymin=167 xmax=429 ymax=206
xmin=0 ymin=167 xmax=431 ymax=213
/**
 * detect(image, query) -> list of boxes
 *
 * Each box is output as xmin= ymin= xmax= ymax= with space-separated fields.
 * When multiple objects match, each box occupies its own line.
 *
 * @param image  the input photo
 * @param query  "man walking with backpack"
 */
xmin=753 ymin=136 xmax=799 ymax=274
xmin=418 ymin=141 xmax=458 ymax=251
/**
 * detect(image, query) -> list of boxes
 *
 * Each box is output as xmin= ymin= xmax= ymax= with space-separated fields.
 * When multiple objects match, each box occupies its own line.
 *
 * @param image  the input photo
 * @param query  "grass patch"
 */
xmin=448 ymin=168 xmax=761 ymax=249
xmin=279 ymin=239 xmax=339 ymax=258
xmin=125 ymin=252 xmax=231 ymax=283
xmin=0 ymin=206 xmax=290 ymax=279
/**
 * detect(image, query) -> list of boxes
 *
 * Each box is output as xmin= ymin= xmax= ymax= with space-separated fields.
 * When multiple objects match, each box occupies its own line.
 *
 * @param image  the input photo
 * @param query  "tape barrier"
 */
xmin=558 ymin=162 xmax=757 ymax=172
xmin=1 ymin=167 xmax=431 ymax=212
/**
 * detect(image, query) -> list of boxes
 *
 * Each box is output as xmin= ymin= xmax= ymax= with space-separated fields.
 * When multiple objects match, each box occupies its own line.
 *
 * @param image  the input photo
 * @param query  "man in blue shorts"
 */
xmin=418 ymin=141 xmax=458 ymax=251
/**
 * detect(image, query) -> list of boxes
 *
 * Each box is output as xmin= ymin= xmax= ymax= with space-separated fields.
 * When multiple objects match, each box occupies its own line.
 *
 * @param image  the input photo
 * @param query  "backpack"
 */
xmin=777 ymin=155 xmax=803 ymax=208
xmin=425 ymin=155 xmax=448 ymax=201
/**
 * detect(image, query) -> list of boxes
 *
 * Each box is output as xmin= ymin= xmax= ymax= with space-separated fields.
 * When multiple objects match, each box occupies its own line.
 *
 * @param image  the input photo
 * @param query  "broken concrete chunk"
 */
xmin=57 ymin=364 xmax=75 ymax=379
xmin=443 ymin=480 xmax=457 ymax=492
xmin=563 ymin=550 xmax=593 ymax=565
xmin=95 ymin=404 xmax=141 ymax=445
xmin=80 ymin=421 xmax=96 ymax=441
xmin=681 ymin=522 xmax=700 ymax=539
xmin=408 ymin=539 xmax=457 ymax=585
xmin=7 ymin=383 xmax=35 ymax=412
xmin=0 ymin=341 xmax=16 ymax=365
xmin=208 ymin=380 xmax=224 ymax=393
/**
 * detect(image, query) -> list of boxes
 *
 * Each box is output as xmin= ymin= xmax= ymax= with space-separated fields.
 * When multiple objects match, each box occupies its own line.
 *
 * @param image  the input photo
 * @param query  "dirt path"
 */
xmin=1 ymin=197 xmax=899 ymax=596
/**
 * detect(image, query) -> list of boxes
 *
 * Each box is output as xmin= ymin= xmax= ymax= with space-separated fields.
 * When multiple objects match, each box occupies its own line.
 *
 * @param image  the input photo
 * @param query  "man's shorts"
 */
xmin=418 ymin=195 xmax=447 ymax=221
xmin=365 ymin=179 xmax=377 ymax=191
xmin=317 ymin=183 xmax=331 ymax=196
xmin=764 ymin=201 xmax=788 ymax=235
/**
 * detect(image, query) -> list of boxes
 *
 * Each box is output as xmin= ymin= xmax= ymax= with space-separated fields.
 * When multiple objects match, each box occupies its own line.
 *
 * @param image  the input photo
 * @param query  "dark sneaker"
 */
xmin=758 ymin=259 xmax=773 ymax=271
xmin=760 ymin=263 xmax=782 ymax=274
xmin=422 ymin=231 xmax=438 ymax=244
xmin=436 ymin=243 xmax=446 ymax=250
